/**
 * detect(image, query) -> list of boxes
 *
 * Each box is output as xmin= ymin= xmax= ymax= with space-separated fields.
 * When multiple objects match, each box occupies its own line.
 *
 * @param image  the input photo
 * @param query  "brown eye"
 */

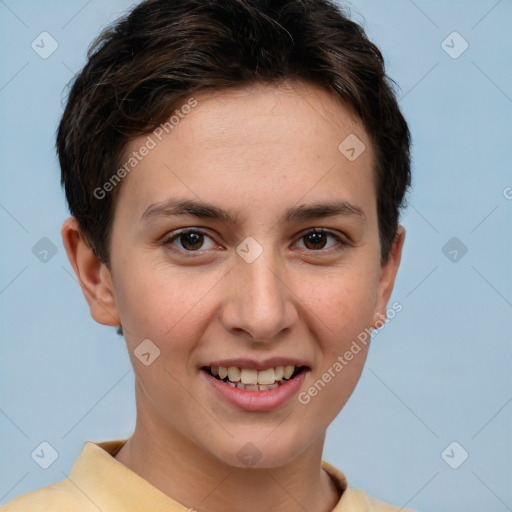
xmin=303 ymin=230 xmax=328 ymax=250
xmin=179 ymin=232 xmax=204 ymax=250
xmin=296 ymin=228 xmax=346 ymax=252
xmin=164 ymin=229 xmax=217 ymax=252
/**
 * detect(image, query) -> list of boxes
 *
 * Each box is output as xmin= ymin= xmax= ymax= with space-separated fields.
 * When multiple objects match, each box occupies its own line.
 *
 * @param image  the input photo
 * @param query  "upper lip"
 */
xmin=202 ymin=357 xmax=311 ymax=371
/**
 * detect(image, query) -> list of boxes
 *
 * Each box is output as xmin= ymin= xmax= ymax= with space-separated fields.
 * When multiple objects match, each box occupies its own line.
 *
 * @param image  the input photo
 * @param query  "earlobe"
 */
xmin=372 ymin=226 xmax=405 ymax=328
xmin=61 ymin=217 xmax=121 ymax=327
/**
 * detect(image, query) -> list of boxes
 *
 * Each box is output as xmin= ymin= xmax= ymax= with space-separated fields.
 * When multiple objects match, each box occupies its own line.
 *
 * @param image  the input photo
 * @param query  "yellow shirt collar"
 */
xmin=63 ymin=440 xmax=407 ymax=512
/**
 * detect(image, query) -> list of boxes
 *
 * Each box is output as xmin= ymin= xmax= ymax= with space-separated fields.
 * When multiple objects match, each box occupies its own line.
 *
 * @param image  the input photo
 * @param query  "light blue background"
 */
xmin=1 ymin=1 xmax=511 ymax=510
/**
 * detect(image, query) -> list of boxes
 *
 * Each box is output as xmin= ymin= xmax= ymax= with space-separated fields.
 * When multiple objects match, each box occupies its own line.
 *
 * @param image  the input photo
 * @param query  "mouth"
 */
xmin=201 ymin=365 xmax=309 ymax=392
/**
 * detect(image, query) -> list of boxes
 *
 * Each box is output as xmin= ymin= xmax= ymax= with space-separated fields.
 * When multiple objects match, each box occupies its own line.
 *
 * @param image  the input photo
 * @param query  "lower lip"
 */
xmin=201 ymin=369 xmax=308 ymax=412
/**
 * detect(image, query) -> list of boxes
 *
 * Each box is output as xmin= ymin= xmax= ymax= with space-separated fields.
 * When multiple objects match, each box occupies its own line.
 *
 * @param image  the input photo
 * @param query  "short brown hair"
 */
xmin=57 ymin=0 xmax=411 ymax=265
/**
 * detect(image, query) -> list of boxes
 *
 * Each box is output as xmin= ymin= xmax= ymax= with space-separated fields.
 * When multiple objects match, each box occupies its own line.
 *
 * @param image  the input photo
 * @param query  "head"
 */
xmin=60 ymin=0 xmax=410 ymax=468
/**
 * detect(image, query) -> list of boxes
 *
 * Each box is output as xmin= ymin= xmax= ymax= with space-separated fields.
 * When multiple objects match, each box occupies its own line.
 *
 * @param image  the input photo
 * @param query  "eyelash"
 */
xmin=162 ymin=227 xmax=349 ymax=256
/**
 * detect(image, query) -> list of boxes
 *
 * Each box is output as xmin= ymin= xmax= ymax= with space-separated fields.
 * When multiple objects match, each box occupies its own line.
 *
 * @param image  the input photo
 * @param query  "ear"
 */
xmin=372 ymin=226 xmax=405 ymax=328
xmin=61 ymin=217 xmax=121 ymax=327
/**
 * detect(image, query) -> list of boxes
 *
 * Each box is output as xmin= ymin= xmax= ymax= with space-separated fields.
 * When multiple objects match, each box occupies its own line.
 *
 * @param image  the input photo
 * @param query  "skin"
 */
xmin=62 ymin=81 xmax=405 ymax=512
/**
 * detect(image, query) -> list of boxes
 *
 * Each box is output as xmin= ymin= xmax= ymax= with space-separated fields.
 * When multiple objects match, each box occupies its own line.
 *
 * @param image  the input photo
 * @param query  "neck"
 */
xmin=115 ymin=387 xmax=340 ymax=512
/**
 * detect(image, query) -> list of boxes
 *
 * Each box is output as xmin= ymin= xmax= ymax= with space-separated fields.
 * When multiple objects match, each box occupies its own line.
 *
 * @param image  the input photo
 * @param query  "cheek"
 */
xmin=112 ymin=260 xmax=223 ymax=358
xmin=301 ymin=265 xmax=380 ymax=344
xmin=295 ymin=264 xmax=379 ymax=415
xmin=114 ymin=271 xmax=211 ymax=406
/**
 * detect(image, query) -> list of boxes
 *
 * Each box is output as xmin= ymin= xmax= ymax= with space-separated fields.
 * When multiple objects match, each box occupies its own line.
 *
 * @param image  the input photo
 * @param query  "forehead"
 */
xmin=115 ymin=81 xmax=376 ymax=226
xmin=167 ymin=81 xmax=369 ymax=157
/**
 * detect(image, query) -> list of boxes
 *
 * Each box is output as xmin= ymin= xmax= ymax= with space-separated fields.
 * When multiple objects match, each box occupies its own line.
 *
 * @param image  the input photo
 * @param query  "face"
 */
xmin=85 ymin=81 xmax=403 ymax=468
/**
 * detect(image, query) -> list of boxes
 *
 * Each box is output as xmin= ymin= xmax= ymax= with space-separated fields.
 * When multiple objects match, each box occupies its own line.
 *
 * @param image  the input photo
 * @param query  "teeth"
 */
xmin=257 ymin=368 xmax=275 ymax=385
xmin=240 ymin=368 xmax=258 ymax=385
xmin=233 ymin=382 xmax=282 ymax=391
xmin=227 ymin=367 xmax=241 ymax=382
xmin=283 ymin=365 xmax=295 ymax=379
xmin=210 ymin=365 xmax=299 ymax=385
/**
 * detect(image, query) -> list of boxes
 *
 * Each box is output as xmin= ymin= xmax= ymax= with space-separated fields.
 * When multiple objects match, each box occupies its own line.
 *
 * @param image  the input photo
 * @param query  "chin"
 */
xmin=207 ymin=428 xmax=314 ymax=469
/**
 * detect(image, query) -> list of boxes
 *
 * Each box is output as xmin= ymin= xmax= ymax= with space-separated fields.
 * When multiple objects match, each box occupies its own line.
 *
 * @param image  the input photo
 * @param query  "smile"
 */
xmin=204 ymin=365 xmax=308 ymax=391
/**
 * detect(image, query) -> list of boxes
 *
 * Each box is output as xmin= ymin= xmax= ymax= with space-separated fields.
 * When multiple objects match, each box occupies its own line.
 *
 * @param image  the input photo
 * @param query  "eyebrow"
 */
xmin=140 ymin=198 xmax=367 ymax=225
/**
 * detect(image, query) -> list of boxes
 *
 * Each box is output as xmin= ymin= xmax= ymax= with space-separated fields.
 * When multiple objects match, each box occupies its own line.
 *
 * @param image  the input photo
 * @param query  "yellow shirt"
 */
xmin=1 ymin=440 xmax=415 ymax=511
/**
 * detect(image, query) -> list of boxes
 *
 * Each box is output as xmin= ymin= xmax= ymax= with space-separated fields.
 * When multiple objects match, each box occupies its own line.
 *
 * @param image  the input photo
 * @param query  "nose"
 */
xmin=220 ymin=246 xmax=298 ymax=342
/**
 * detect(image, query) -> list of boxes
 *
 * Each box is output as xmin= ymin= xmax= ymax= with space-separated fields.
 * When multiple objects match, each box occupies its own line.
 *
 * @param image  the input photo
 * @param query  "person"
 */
xmin=1 ymin=0 xmax=413 ymax=510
